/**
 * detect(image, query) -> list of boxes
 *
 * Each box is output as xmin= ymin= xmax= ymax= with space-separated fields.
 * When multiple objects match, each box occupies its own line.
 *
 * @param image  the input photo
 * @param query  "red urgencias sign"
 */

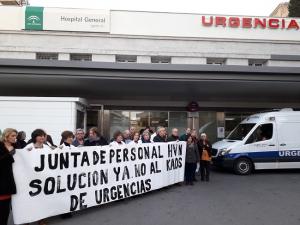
xmin=201 ymin=16 xmax=300 ymax=30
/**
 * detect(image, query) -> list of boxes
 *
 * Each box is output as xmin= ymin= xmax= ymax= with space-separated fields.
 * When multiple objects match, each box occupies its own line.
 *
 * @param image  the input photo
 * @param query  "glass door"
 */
xmin=168 ymin=112 xmax=187 ymax=135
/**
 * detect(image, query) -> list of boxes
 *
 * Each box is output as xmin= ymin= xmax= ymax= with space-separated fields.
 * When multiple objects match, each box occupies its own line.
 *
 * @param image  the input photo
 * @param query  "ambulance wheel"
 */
xmin=234 ymin=158 xmax=253 ymax=175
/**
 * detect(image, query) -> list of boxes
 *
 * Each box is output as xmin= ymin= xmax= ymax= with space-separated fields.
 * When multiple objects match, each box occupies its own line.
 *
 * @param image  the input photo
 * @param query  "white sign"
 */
xmin=12 ymin=142 xmax=186 ymax=224
xmin=217 ymin=127 xmax=225 ymax=138
xmin=110 ymin=10 xmax=300 ymax=41
xmin=0 ymin=7 xmax=23 ymax=30
xmin=44 ymin=8 xmax=110 ymax=32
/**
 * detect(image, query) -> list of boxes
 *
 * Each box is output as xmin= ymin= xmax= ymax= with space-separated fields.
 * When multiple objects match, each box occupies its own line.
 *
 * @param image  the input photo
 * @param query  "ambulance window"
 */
xmin=245 ymin=123 xmax=273 ymax=144
xmin=227 ymin=123 xmax=255 ymax=141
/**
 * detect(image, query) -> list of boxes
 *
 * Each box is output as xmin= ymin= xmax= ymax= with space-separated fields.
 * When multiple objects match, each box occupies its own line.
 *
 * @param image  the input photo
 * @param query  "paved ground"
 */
xmin=8 ymin=168 xmax=300 ymax=225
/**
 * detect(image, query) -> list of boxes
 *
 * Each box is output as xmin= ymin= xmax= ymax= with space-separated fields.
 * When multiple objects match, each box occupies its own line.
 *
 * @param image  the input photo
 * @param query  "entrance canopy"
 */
xmin=0 ymin=59 xmax=300 ymax=110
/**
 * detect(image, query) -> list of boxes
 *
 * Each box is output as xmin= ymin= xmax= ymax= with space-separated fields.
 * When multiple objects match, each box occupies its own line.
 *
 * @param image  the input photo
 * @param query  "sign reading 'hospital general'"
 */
xmin=25 ymin=6 xmax=110 ymax=32
xmin=11 ymin=142 xmax=186 ymax=224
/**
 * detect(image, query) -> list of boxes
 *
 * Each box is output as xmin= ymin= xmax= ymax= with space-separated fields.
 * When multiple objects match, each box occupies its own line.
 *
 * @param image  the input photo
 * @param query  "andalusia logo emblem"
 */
xmin=25 ymin=7 xmax=44 ymax=30
xmin=27 ymin=15 xmax=41 ymax=26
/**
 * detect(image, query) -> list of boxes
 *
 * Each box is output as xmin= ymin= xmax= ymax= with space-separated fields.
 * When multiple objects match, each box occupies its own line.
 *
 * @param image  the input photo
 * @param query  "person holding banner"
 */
xmin=141 ymin=131 xmax=153 ymax=143
xmin=72 ymin=128 xmax=85 ymax=147
xmin=110 ymin=130 xmax=125 ymax=146
xmin=26 ymin=129 xmax=49 ymax=150
xmin=185 ymin=134 xmax=200 ymax=185
xmin=26 ymin=129 xmax=52 ymax=225
xmin=123 ymin=130 xmax=132 ymax=144
xmin=26 ymin=130 xmax=56 ymax=150
xmin=167 ymin=128 xmax=179 ymax=142
xmin=84 ymin=127 xmax=108 ymax=146
xmin=132 ymin=132 xmax=141 ymax=144
xmin=59 ymin=130 xmax=75 ymax=219
xmin=0 ymin=128 xmax=17 ymax=225
xmin=153 ymin=127 xmax=167 ymax=143
xmin=59 ymin=130 xmax=75 ymax=149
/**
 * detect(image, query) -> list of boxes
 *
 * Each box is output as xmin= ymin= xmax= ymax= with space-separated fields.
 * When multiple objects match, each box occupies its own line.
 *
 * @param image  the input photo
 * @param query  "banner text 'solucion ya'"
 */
xmin=29 ymin=164 xmax=154 ymax=197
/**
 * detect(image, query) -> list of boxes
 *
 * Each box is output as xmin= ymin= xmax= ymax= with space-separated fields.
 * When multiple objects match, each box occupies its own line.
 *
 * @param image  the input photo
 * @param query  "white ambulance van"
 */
xmin=212 ymin=109 xmax=300 ymax=175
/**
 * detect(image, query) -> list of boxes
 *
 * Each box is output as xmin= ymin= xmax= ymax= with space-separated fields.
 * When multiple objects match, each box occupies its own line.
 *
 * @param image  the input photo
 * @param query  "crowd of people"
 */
xmin=0 ymin=126 xmax=212 ymax=225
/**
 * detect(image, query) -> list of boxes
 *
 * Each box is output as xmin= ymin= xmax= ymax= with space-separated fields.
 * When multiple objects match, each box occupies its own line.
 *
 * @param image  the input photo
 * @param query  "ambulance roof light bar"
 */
xmin=258 ymin=108 xmax=294 ymax=114
xmin=279 ymin=108 xmax=294 ymax=112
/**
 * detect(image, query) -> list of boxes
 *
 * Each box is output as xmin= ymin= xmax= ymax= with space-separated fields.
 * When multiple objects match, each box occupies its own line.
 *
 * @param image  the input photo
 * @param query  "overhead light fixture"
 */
xmin=225 ymin=118 xmax=235 ymax=121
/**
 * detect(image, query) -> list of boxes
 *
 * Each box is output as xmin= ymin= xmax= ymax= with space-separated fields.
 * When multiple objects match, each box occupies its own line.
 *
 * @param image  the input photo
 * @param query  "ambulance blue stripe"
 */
xmin=224 ymin=150 xmax=300 ymax=162
xmin=225 ymin=151 xmax=278 ymax=159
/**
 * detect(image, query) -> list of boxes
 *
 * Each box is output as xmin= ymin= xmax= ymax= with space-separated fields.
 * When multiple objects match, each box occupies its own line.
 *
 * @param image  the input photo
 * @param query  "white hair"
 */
xmin=156 ymin=126 xmax=162 ymax=133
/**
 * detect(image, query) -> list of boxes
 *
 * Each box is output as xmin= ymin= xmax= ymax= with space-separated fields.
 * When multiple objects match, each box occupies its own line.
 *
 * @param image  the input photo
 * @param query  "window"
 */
xmin=70 ymin=54 xmax=92 ymax=61
xmin=36 ymin=53 xmax=58 ymax=60
xmin=169 ymin=112 xmax=187 ymax=135
xmin=249 ymin=63 xmax=263 ymax=67
xmin=226 ymin=123 xmax=256 ymax=141
xmin=150 ymin=111 xmax=168 ymax=128
xmin=199 ymin=111 xmax=218 ymax=143
xmin=245 ymin=123 xmax=273 ymax=144
xmin=248 ymin=59 xmax=267 ymax=67
xmin=225 ymin=112 xmax=254 ymax=137
xmin=206 ymin=58 xmax=226 ymax=65
xmin=108 ymin=110 xmax=170 ymax=139
xmin=151 ymin=56 xmax=171 ymax=64
xmin=116 ymin=55 xmax=137 ymax=63
xmin=86 ymin=110 xmax=98 ymax=130
xmin=76 ymin=110 xmax=85 ymax=130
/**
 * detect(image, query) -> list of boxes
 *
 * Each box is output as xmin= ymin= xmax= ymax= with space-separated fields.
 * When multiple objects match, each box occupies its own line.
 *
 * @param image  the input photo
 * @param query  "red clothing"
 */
xmin=0 ymin=195 xmax=11 ymax=200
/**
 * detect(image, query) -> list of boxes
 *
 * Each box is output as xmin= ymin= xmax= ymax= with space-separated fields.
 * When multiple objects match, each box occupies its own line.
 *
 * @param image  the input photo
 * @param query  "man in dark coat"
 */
xmin=153 ymin=127 xmax=167 ymax=142
xmin=179 ymin=128 xmax=191 ymax=141
xmin=167 ymin=128 xmax=179 ymax=142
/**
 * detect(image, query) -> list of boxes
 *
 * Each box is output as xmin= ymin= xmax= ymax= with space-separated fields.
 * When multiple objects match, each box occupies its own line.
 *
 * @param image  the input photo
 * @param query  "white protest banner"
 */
xmin=12 ymin=142 xmax=186 ymax=224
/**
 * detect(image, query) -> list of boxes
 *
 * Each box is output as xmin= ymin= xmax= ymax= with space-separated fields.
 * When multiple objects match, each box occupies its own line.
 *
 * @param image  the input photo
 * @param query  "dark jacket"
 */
xmin=179 ymin=134 xmax=188 ymax=141
xmin=141 ymin=137 xmax=152 ymax=143
xmin=153 ymin=135 xmax=166 ymax=143
xmin=167 ymin=135 xmax=179 ymax=142
xmin=185 ymin=143 xmax=200 ymax=163
xmin=0 ymin=142 xmax=16 ymax=195
xmin=198 ymin=140 xmax=212 ymax=159
xmin=72 ymin=139 xmax=84 ymax=147
xmin=84 ymin=137 xmax=108 ymax=146
xmin=16 ymin=140 xmax=27 ymax=149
